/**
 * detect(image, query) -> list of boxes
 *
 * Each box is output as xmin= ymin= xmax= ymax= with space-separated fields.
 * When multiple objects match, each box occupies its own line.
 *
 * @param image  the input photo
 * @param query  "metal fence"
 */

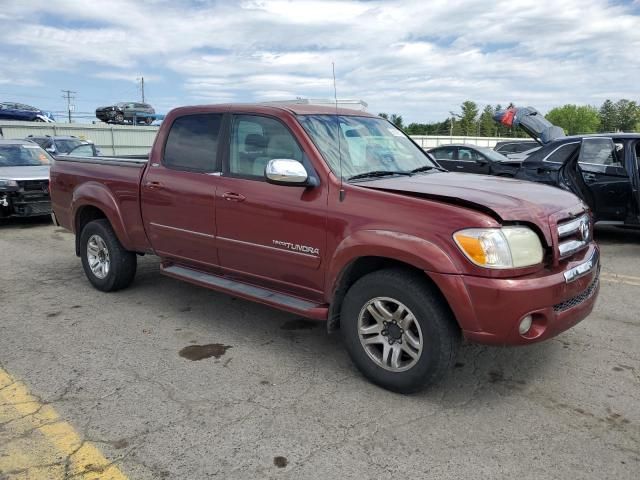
xmin=1 ymin=121 xmax=531 ymax=155
xmin=0 ymin=121 xmax=157 ymax=156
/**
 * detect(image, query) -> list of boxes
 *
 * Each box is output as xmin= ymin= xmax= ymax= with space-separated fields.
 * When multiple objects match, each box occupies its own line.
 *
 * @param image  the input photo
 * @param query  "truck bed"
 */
xmin=50 ymin=155 xmax=152 ymax=253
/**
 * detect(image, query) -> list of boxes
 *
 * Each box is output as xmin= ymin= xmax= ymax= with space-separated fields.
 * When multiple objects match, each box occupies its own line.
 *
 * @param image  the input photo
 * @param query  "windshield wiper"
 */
xmin=348 ymin=170 xmax=412 ymax=181
xmin=410 ymin=165 xmax=446 ymax=174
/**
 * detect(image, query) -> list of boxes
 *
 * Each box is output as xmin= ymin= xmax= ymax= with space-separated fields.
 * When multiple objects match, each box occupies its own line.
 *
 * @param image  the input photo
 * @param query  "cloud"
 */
xmin=0 ymin=0 xmax=639 ymax=121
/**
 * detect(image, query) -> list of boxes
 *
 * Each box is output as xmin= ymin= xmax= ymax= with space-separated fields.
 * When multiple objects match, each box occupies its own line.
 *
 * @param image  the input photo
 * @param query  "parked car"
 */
xmin=95 ymin=102 xmax=155 ymax=125
xmin=494 ymin=140 xmax=539 ymax=154
xmin=26 ymin=135 xmax=100 ymax=156
xmin=515 ymin=133 xmax=640 ymax=227
xmin=0 ymin=140 xmax=52 ymax=218
xmin=0 ymin=102 xmax=55 ymax=122
xmin=50 ymin=103 xmax=599 ymax=393
xmin=427 ymin=144 xmax=520 ymax=176
xmin=494 ymin=105 xmax=640 ymax=227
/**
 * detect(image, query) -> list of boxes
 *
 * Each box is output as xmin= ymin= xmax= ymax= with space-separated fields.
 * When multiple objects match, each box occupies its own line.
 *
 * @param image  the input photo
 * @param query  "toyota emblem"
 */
xmin=42 ymin=183 xmax=49 ymax=194
xmin=579 ymin=220 xmax=589 ymax=241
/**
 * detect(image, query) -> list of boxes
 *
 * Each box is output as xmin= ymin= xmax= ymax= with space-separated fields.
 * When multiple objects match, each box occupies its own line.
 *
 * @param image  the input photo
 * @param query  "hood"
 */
xmin=0 ymin=165 xmax=50 ymax=181
xmin=356 ymin=172 xmax=585 ymax=224
xmin=494 ymin=106 xmax=565 ymax=145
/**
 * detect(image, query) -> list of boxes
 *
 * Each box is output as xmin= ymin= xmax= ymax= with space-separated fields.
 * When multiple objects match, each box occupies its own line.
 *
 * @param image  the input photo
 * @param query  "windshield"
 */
xmin=476 ymin=147 xmax=509 ymax=162
xmin=0 ymin=144 xmax=52 ymax=166
xmin=297 ymin=115 xmax=436 ymax=179
xmin=54 ymin=139 xmax=84 ymax=154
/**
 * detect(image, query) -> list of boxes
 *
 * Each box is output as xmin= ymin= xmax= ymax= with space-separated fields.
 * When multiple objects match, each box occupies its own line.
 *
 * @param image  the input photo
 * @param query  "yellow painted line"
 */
xmin=0 ymin=367 xmax=128 ymax=479
xmin=600 ymin=272 xmax=640 ymax=287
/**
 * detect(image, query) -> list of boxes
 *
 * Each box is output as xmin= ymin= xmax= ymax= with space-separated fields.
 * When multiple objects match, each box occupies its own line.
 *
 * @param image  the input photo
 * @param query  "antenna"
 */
xmin=332 ymin=62 xmax=345 ymax=201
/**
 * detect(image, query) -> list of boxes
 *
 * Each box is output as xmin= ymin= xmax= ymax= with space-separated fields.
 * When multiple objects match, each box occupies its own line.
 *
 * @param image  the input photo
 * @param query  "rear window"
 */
xmin=163 ymin=114 xmax=222 ymax=172
xmin=545 ymin=142 xmax=579 ymax=163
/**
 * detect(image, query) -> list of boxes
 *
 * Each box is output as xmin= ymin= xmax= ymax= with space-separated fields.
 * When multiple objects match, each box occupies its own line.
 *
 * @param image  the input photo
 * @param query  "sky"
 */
xmin=1 ymin=0 xmax=639 ymax=124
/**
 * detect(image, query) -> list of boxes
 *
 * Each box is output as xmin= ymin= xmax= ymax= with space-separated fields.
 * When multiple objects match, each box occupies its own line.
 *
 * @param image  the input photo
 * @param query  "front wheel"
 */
xmin=80 ymin=219 xmax=137 ymax=292
xmin=341 ymin=269 xmax=460 ymax=393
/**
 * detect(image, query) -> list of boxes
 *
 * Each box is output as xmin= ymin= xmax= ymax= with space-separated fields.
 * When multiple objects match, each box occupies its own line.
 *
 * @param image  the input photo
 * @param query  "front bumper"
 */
xmin=429 ymin=244 xmax=600 ymax=345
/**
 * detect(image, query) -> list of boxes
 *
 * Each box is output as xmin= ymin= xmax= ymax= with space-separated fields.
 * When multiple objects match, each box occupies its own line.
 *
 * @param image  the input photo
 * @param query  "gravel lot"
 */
xmin=1 ymin=218 xmax=639 ymax=479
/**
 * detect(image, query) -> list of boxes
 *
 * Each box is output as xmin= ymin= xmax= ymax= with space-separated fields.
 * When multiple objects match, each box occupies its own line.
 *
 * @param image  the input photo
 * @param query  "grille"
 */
xmin=553 ymin=271 xmax=599 ymax=312
xmin=556 ymin=213 xmax=591 ymax=259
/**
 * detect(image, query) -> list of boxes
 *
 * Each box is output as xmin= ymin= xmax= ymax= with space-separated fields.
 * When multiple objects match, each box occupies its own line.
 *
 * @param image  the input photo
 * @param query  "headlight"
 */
xmin=454 ymin=226 xmax=544 ymax=269
xmin=0 ymin=179 xmax=18 ymax=188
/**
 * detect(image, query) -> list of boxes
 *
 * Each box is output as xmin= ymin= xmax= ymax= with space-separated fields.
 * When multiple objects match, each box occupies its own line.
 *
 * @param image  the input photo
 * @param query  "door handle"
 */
xmin=145 ymin=181 xmax=163 ymax=189
xmin=583 ymin=173 xmax=597 ymax=182
xmin=456 ymin=165 xmax=464 ymax=169
xmin=222 ymin=192 xmax=246 ymax=202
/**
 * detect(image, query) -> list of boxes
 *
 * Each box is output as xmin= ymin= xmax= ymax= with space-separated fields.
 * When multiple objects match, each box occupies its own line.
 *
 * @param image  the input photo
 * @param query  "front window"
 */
xmin=298 ymin=115 xmax=436 ymax=179
xmin=0 ymin=144 xmax=52 ymax=166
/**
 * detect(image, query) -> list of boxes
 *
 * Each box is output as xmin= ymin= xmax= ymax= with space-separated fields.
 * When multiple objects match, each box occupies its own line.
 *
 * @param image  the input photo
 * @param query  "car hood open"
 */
xmin=356 ymin=172 xmax=585 ymax=226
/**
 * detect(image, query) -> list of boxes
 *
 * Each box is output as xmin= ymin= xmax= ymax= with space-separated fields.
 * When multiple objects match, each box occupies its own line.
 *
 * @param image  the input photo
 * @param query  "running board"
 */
xmin=161 ymin=264 xmax=328 ymax=320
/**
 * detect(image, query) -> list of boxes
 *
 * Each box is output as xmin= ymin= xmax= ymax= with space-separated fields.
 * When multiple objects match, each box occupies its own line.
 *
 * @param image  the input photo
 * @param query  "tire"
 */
xmin=114 ymin=113 xmax=124 ymax=124
xmin=341 ymin=268 xmax=460 ymax=393
xmin=80 ymin=219 xmax=137 ymax=292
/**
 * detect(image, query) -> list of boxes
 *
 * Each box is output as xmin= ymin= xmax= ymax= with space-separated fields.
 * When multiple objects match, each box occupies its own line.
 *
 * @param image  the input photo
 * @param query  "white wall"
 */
xmin=1 ymin=120 xmax=532 ymax=155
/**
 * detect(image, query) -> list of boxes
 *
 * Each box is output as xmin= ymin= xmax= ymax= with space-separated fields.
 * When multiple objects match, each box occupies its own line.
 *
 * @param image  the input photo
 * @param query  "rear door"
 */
xmin=141 ymin=113 xmax=223 ymax=270
xmin=577 ymin=137 xmax=632 ymax=222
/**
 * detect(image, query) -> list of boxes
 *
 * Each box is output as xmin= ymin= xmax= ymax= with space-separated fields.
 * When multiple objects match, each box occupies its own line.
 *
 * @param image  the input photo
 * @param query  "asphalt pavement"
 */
xmin=0 ymin=218 xmax=638 ymax=479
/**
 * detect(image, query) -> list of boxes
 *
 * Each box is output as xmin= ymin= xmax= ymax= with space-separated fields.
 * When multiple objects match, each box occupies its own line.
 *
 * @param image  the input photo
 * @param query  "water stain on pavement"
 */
xmin=179 ymin=343 xmax=232 ymax=361
xmin=273 ymin=456 xmax=288 ymax=468
xmin=280 ymin=319 xmax=319 ymax=330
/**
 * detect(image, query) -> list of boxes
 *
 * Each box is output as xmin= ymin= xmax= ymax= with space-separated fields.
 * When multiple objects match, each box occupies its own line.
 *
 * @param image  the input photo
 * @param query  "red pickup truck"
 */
xmin=50 ymin=103 xmax=600 ymax=392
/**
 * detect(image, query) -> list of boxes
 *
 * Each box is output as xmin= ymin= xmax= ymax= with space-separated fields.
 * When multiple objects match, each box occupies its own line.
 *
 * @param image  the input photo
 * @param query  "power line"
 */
xmin=61 ymin=90 xmax=77 ymax=123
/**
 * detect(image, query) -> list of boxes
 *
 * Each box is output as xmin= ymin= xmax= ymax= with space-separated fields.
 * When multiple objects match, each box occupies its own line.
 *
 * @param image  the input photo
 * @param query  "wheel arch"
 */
xmin=326 ymin=230 xmax=462 ymax=332
xmin=72 ymin=182 xmax=133 ymax=255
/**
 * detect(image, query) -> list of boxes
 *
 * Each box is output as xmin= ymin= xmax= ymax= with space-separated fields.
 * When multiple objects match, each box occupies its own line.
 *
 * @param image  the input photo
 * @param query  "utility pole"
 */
xmin=61 ymin=90 xmax=76 ymax=123
xmin=137 ymin=76 xmax=145 ymax=103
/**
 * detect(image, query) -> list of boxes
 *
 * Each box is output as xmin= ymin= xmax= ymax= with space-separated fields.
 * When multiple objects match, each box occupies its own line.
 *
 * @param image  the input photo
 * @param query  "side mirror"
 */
xmin=46 ymin=147 xmax=55 ymax=153
xmin=265 ymin=159 xmax=314 ymax=186
xmin=476 ymin=158 xmax=488 ymax=166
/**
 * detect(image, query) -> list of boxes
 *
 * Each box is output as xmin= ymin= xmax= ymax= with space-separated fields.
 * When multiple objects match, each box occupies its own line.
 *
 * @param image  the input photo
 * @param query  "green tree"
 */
xmin=478 ymin=105 xmax=495 ymax=137
xmin=378 ymin=112 xmax=404 ymax=130
xmin=614 ymin=99 xmax=639 ymax=132
xmin=390 ymin=114 xmax=404 ymax=130
xmin=459 ymin=101 xmax=479 ymax=136
xmin=545 ymin=104 xmax=600 ymax=135
xmin=599 ymin=99 xmax=617 ymax=132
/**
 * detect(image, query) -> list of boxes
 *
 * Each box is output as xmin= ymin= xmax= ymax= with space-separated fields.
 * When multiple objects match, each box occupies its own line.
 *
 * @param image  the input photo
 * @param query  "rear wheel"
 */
xmin=80 ymin=219 xmax=136 ymax=292
xmin=341 ymin=269 xmax=460 ymax=393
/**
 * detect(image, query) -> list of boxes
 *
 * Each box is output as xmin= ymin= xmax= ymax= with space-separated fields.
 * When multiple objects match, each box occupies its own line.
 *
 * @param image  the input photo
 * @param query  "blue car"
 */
xmin=0 ymin=102 xmax=55 ymax=122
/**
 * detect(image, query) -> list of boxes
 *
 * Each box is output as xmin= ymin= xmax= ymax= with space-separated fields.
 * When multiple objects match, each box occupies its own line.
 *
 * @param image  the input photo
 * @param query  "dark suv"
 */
xmin=95 ymin=102 xmax=155 ymax=125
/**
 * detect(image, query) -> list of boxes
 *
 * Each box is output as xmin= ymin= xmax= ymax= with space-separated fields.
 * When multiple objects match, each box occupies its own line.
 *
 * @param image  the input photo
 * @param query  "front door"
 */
xmin=215 ymin=114 xmax=327 ymax=300
xmin=456 ymin=147 xmax=491 ymax=174
xmin=141 ymin=113 xmax=223 ymax=269
xmin=578 ymin=137 xmax=632 ymax=222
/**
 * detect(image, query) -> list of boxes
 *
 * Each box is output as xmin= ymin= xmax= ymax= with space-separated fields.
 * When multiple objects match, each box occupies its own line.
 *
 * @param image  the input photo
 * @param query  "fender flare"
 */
xmin=71 ymin=181 xmax=134 ymax=251
xmin=326 ymin=229 xmax=462 ymax=301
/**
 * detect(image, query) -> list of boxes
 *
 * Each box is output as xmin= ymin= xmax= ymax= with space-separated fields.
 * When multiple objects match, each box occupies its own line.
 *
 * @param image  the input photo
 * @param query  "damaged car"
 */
xmin=0 ymin=140 xmax=52 ymax=218
xmin=495 ymin=106 xmax=640 ymax=227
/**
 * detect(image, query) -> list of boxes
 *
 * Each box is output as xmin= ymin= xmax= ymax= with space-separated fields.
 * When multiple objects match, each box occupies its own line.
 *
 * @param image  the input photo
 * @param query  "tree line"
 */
xmin=380 ymin=99 xmax=640 ymax=137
